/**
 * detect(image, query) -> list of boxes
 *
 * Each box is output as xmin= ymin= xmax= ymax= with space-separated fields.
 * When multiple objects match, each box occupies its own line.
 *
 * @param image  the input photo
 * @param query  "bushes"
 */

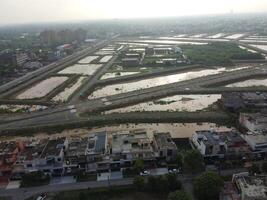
xmin=133 ymin=176 xmax=145 ymax=190
xmin=53 ymin=186 xmax=135 ymax=200
xmin=122 ymin=168 xmax=139 ymax=178
xmin=168 ymin=190 xmax=192 ymax=200
xmin=134 ymin=173 xmax=182 ymax=194
xmin=20 ymin=171 xmax=50 ymax=188
xmin=76 ymin=172 xmax=97 ymax=182
xmin=193 ymin=171 xmax=224 ymax=200
xmin=183 ymin=150 xmax=204 ymax=173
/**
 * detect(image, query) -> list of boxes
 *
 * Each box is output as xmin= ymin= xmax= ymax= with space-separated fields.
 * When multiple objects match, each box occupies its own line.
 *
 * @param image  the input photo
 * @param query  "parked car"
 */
xmin=140 ymin=170 xmax=150 ymax=176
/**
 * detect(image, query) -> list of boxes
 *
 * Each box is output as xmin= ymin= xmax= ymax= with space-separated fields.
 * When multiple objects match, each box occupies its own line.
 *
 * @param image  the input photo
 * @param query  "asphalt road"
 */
xmin=0 ymin=168 xmax=248 ymax=200
xmin=0 ymin=178 xmax=133 ymax=200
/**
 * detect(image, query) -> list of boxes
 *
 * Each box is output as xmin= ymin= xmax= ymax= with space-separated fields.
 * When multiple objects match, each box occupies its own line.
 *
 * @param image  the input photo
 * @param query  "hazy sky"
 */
xmin=1 ymin=0 xmax=267 ymax=25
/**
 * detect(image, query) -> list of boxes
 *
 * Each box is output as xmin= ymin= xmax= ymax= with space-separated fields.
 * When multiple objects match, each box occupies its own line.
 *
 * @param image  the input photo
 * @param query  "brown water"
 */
xmin=226 ymin=79 xmax=267 ymax=87
xmin=88 ymin=66 xmax=251 ymax=99
xmin=105 ymin=94 xmax=221 ymax=113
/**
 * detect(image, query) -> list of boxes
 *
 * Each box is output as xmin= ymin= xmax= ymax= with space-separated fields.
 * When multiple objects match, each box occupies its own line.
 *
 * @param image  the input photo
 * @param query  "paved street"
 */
xmin=0 ymin=178 xmax=133 ymax=200
xmin=0 ymin=168 xmax=248 ymax=200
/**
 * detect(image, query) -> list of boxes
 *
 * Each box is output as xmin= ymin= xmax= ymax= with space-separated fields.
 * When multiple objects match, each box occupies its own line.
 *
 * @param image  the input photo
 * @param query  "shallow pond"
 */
xmin=105 ymin=94 xmax=221 ymax=113
xmin=16 ymin=77 xmax=68 ymax=99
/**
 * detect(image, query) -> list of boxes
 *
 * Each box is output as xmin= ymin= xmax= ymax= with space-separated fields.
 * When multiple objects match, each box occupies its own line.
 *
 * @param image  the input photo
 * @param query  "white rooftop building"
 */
xmin=233 ymin=172 xmax=267 ymax=200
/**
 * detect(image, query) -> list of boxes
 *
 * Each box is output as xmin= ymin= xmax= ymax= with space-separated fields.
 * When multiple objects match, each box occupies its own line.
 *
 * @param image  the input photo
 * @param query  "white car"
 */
xmin=169 ymin=168 xmax=180 ymax=174
xmin=140 ymin=170 xmax=150 ymax=176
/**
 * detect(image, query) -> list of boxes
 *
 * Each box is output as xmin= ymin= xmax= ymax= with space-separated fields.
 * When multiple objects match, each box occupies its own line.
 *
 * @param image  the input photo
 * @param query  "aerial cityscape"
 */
xmin=1 ymin=1 xmax=267 ymax=200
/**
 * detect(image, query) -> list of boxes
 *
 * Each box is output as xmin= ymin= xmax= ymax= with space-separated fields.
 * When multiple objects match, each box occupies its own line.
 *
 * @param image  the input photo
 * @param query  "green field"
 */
xmin=182 ymin=42 xmax=264 ymax=66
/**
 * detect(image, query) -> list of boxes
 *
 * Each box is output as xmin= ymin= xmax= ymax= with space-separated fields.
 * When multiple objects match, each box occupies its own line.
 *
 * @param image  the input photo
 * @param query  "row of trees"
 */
xmin=133 ymin=171 xmax=224 ymax=200
xmin=133 ymin=173 xmax=182 ymax=193
xmin=133 ymin=174 xmax=192 ymax=200
xmin=20 ymin=171 xmax=50 ymax=187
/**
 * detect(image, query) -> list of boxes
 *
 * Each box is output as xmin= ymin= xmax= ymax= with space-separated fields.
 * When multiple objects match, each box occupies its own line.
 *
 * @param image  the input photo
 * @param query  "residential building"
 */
xmin=15 ymin=52 xmax=29 ymax=67
xmin=192 ymin=130 xmax=250 ymax=159
xmin=64 ymin=137 xmax=88 ymax=174
xmin=109 ymin=130 xmax=155 ymax=169
xmin=153 ymin=132 xmax=177 ymax=161
xmin=153 ymin=47 xmax=173 ymax=55
xmin=0 ymin=141 xmax=22 ymax=180
xmin=192 ymin=130 xmax=227 ymax=158
xmin=232 ymin=172 xmax=267 ymax=200
xmin=239 ymin=113 xmax=267 ymax=134
xmin=241 ymin=134 xmax=267 ymax=154
xmin=17 ymin=138 xmax=67 ymax=175
xmin=122 ymin=57 xmax=140 ymax=67
xmin=86 ymin=132 xmax=109 ymax=172
xmin=0 ymin=49 xmax=15 ymax=66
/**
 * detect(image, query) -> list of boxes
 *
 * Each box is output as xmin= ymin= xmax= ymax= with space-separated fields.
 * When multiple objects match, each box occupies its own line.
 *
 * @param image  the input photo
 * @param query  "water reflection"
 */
xmin=105 ymin=94 xmax=221 ymax=113
xmin=226 ymin=79 xmax=267 ymax=87
xmin=89 ymin=67 xmax=249 ymax=99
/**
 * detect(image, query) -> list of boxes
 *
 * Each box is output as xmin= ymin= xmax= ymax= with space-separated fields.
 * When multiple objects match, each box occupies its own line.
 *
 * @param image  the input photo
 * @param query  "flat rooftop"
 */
xmin=86 ymin=132 xmax=107 ymax=155
xmin=19 ymin=139 xmax=48 ymax=161
xmin=66 ymin=137 xmax=88 ymax=157
xmin=40 ymin=138 xmax=65 ymax=158
xmin=111 ymin=130 xmax=152 ymax=154
xmin=242 ymin=134 xmax=267 ymax=145
xmin=154 ymin=132 xmax=177 ymax=150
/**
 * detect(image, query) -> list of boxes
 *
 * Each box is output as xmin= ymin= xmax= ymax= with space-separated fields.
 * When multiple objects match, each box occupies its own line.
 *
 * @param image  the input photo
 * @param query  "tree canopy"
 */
xmin=183 ymin=150 xmax=204 ymax=173
xmin=193 ymin=171 xmax=224 ymax=200
xmin=168 ymin=190 xmax=192 ymax=200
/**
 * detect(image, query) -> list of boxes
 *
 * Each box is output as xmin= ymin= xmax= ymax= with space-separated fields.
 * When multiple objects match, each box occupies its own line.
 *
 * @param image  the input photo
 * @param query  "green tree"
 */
xmin=262 ymin=162 xmax=267 ymax=174
xmin=20 ymin=171 xmax=50 ymax=187
xmin=146 ymin=176 xmax=156 ymax=191
xmin=168 ymin=190 xmax=192 ymax=200
xmin=249 ymin=163 xmax=261 ymax=175
xmin=157 ymin=175 xmax=169 ymax=193
xmin=133 ymin=176 xmax=145 ymax=191
xmin=193 ymin=171 xmax=224 ymax=200
xmin=133 ymin=159 xmax=145 ymax=173
xmin=78 ymin=192 xmax=87 ymax=200
xmin=166 ymin=173 xmax=182 ymax=192
xmin=183 ymin=150 xmax=204 ymax=173
xmin=146 ymin=176 xmax=161 ymax=192
xmin=176 ymin=154 xmax=183 ymax=169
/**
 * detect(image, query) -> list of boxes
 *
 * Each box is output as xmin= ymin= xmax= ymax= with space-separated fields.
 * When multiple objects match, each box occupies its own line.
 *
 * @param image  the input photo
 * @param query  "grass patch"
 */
xmin=182 ymin=42 xmax=264 ymax=66
xmin=52 ymin=185 xmax=167 ymax=200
